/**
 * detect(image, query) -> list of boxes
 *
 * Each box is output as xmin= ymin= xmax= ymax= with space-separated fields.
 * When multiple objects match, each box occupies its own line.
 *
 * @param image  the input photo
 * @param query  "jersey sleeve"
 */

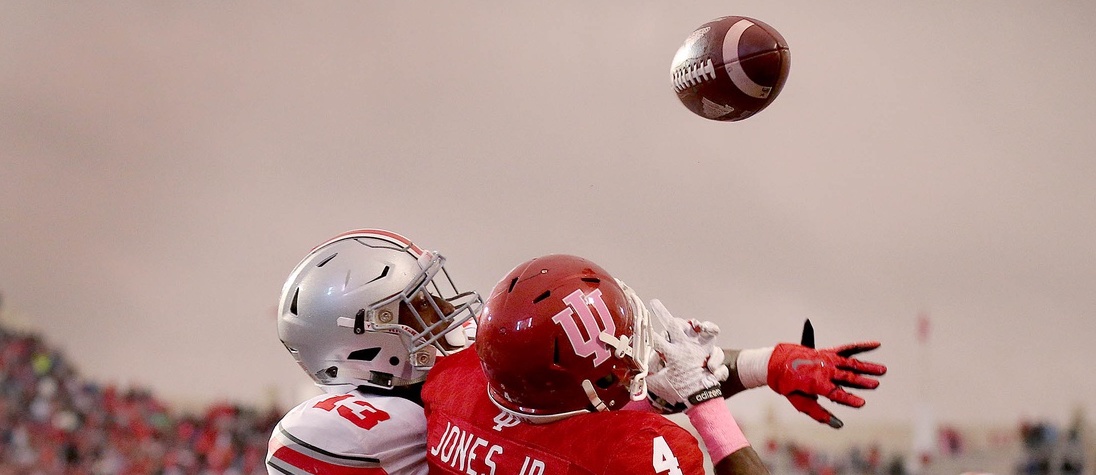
xmin=606 ymin=422 xmax=706 ymax=475
xmin=266 ymin=392 xmax=428 ymax=475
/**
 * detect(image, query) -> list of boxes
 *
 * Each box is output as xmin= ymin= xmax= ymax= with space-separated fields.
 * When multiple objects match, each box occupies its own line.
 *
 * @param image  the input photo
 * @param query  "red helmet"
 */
xmin=476 ymin=254 xmax=651 ymax=423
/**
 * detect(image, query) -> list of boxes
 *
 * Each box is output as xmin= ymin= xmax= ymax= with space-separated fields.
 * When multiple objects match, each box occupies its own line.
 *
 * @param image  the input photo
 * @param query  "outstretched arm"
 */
xmin=725 ymin=319 xmax=887 ymax=428
xmin=619 ymin=277 xmax=885 ymax=429
xmin=651 ymin=320 xmax=886 ymax=428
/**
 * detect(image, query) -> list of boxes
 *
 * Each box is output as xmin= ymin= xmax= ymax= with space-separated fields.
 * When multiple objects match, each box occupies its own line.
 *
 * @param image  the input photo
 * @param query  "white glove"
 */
xmin=645 ymin=299 xmax=729 ymax=409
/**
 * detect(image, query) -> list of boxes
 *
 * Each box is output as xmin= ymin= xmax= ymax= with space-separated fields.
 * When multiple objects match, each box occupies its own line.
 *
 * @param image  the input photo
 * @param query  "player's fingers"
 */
xmin=649 ymin=299 xmax=686 ymax=340
xmin=836 ymin=357 xmax=888 ymax=376
xmin=706 ymin=346 xmax=725 ymax=372
xmin=649 ymin=328 xmax=674 ymax=355
xmin=831 ymin=341 xmax=881 ymax=357
xmin=650 ymin=342 xmax=673 ymax=360
xmin=708 ymin=347 xmax=729 ymax=381
xmin=832 ymin=370 xmax=880 ymax=390
xmin=787 ymin=393 xmax=842 ymax=429
xmin=687 ymin=319 xmax=721 ymax=338
xmin=824 ymin=387 xmax=866 ymax=408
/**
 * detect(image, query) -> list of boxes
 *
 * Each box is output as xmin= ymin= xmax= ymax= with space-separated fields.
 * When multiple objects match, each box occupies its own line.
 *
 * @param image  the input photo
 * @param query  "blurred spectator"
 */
xmin=939 ymin=425 xmax=965 ymax=456
xmin=1016 ymin=415 xmax=1092 ymax=475
xmin=0 ymin=318 xmax=1088 ymax=475
xmin=0 ymin=324 xmax=281 ymax=474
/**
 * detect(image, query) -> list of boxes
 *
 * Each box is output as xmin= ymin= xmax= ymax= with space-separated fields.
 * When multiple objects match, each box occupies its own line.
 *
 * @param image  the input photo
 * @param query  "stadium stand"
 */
xmin=0 ymin=324 xmax=279 ymax=474
xmin=0 ymin=316 xmax=1089 ymax=474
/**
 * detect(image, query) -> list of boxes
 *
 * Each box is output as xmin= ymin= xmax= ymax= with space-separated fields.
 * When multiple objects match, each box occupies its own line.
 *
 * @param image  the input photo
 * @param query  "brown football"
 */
xmin=671 ymin=16 xmax=791 ymax=122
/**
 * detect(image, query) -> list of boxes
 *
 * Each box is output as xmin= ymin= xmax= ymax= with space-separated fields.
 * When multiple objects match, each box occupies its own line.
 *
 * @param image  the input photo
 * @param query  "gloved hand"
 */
xmin=645 ymin=299 xmax=729 ymax=409
xmin=768 ymin=320 xmax=887 ymax=428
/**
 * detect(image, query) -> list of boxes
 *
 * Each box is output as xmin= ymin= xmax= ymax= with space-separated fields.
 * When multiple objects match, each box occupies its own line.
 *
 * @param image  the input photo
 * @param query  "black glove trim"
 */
xmin=647 ymin=392 xmax=687 ymax=414
xmin=687 ymin=385 xmax=723 ymax=406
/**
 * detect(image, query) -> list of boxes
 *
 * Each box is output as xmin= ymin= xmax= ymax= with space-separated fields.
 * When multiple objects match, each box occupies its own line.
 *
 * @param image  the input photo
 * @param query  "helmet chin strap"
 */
xmin=581 ymin=380 xmax=608 ymax=412
xmin=599 ymin=332 xmax=633 ymax=358
xmin=597 ymin=331 xmax=649 ymax=401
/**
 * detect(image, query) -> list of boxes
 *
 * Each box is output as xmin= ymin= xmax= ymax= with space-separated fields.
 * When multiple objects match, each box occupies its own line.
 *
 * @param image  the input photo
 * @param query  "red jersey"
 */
xmin=422 ymin=348 xmax=705 ymax=475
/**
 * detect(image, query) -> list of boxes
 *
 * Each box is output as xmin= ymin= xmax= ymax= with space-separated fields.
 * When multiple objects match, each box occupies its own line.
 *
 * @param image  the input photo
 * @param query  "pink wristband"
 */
xmin=685 ymin=399 xmax=750 ymax=463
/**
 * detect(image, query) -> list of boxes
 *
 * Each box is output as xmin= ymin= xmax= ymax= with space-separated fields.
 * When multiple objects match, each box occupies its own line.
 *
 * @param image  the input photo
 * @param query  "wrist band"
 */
xmin=736 ymin=347 xmax=774 ymax=389
xmin=686 ymin=399 xmax=750 ymax=463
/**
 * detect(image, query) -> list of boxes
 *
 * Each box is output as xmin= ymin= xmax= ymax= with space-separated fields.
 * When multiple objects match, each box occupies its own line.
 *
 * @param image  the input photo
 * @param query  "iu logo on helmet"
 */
xmin=551 ymin=289 xmax=616 ymax=366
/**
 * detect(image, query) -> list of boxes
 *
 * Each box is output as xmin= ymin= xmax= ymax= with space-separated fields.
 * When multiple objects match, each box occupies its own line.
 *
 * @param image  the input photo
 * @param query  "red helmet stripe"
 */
xmin=311 ymin=229 xmax=424 ymax=255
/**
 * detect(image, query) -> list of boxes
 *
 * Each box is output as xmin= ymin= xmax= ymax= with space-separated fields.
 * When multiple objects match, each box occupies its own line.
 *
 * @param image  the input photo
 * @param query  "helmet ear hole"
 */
xmin=348 ymin=348 xmax=381 ymax=361
xmin=595 ymin=373 xmax=616 ymax=389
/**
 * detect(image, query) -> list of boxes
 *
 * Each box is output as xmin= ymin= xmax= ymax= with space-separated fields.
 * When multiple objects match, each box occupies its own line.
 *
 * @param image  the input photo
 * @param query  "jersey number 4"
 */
xmin=313 ymin=394 xmax=392 ymax=430
xmin=652 ymin=436 xmax=683 ymax=475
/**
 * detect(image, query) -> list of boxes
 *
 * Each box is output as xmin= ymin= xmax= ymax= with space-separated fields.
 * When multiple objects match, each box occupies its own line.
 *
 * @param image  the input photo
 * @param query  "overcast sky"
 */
xmin=1 ymin=2 xmax=1094 ymax=432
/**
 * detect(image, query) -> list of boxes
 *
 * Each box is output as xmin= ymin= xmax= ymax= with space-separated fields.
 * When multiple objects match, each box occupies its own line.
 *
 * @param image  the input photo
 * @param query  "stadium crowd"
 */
xmin=0 ymin=319 xmax=1086 ymax=474
xmin=0 ymin=324 xmax=278 ymax=474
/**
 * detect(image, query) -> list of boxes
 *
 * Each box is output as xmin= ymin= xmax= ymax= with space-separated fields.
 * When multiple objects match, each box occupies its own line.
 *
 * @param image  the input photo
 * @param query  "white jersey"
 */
xmin=267 ymin=389 xmax=428 ymax=475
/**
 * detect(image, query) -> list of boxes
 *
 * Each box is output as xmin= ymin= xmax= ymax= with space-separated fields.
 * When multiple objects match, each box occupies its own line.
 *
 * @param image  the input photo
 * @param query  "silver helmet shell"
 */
xmin=278 ymin=229 xmax=480 ymax=390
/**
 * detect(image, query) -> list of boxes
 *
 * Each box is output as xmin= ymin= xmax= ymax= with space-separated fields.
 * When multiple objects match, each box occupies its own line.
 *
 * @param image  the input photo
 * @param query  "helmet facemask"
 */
xmin=589 ymin=298 xmax=652 ymax=408
xmin=398 ymin=251 xmax=481 ymax=355
xmin=332 ymin=251 xmax=481 ymax=380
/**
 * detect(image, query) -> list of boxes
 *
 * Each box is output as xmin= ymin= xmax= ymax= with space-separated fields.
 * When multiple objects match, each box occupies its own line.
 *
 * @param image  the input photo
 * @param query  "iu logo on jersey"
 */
xmin=551 ymin=288 xmax=616 ymax=366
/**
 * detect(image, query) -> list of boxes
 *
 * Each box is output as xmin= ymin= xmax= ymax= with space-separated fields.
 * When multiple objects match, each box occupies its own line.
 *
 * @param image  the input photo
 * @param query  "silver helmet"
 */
xmin=278 ymin=229 xmax=481 ymax=390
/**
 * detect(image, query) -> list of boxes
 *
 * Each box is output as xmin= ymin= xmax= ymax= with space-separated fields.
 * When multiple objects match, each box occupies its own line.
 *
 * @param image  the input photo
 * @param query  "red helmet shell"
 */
xmin=477 ymin=254 xmax=642 ymax=419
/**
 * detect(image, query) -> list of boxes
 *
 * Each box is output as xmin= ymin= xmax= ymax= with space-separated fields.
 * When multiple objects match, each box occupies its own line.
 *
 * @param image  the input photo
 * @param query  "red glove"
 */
xmin=767 ymin=321 xmax=886 ymax=428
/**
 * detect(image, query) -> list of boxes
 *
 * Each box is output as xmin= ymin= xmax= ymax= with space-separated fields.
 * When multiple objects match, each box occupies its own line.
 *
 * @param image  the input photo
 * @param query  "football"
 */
xmin=671 ymin=16 xmax=791 ymax=122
